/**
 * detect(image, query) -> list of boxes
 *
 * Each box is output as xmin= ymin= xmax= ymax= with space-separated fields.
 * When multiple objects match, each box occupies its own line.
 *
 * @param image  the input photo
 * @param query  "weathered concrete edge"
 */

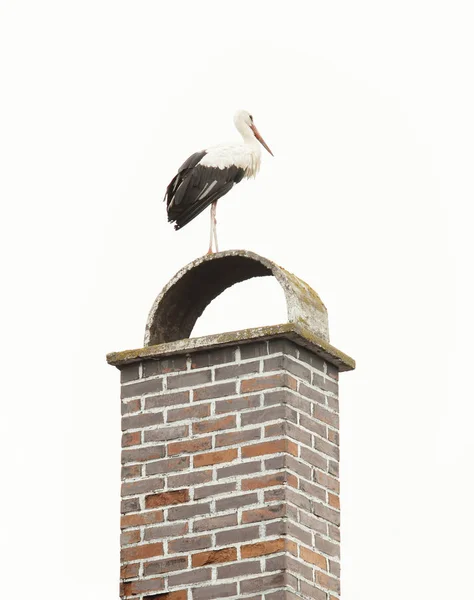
xmin=106 ymin=323 xmax=355 ymax=372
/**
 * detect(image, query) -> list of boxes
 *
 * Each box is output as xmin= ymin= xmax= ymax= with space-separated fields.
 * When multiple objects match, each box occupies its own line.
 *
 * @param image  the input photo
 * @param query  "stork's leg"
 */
xmin=212 ymin=201 xmax=219 ymax=253
xmin=206 ymin=205 xmax=214 ymax=254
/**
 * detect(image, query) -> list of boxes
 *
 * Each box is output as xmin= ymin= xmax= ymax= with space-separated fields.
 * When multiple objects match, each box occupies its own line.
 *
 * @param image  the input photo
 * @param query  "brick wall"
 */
xmin=119 ymin=338 xmax=341 ymax=600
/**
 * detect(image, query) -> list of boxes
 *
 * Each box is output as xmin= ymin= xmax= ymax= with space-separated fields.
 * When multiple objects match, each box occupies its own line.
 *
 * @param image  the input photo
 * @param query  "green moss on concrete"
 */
xmin=106 ymin=322 xmax=355 ymax=372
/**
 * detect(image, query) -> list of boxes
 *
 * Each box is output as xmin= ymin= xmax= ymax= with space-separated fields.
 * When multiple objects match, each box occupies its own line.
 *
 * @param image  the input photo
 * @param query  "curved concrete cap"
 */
xmin=144 ymin=249 xmax=330 ymax=346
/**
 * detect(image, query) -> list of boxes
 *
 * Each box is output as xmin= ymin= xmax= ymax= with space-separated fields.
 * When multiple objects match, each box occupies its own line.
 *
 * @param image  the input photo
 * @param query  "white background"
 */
xmin=1 ymin=1 xmax=473 ymax=598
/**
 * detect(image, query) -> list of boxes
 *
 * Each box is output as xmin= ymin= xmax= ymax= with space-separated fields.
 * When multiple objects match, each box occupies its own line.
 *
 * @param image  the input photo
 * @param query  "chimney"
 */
xmin=107 ymin=250 xmax=355 ymax=600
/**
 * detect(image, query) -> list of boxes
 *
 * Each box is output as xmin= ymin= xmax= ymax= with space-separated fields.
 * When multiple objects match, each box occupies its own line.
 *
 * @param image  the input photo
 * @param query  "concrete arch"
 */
xmin=144 ymin=250 xmax=330 ymax=346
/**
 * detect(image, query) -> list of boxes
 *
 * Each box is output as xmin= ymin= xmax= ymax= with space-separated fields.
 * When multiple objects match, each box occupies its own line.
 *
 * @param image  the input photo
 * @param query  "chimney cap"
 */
xmin=144 ymin=249 xmax=329 ymax=347
xmin=107 ymin=250 xmax=355 ymax=371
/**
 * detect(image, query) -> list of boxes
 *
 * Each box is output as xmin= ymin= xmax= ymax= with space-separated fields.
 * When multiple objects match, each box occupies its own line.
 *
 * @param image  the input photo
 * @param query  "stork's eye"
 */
xmin=249 ymin=115 xmax=253 ymax=122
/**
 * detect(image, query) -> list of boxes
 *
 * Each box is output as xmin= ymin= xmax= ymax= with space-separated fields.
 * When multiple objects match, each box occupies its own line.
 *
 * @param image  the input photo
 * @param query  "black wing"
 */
xmin=165 ymin=151 xmax=245 ymax=230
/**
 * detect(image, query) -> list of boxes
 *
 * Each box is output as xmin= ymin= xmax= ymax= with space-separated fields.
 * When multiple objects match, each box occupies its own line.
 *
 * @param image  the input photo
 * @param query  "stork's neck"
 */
xmin=236 ymin=121 xmax=261 ymax=150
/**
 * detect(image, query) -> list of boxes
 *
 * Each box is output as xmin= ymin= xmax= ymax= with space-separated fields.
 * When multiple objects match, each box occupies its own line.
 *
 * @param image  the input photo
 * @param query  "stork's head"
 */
xmin=234 ymin=109 xmax=274 ymax=156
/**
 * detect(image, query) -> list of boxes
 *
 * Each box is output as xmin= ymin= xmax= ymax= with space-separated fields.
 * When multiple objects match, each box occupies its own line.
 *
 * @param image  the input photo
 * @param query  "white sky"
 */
xmin=1 ymin=1 xmax=473 ymax=598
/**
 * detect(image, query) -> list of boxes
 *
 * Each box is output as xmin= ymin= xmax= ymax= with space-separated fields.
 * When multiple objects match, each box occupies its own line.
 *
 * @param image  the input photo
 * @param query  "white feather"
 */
xmin=199 ymin=143 xmax=261 ymax=178
xmin=198 ymin=109 xmax=267 ymax=178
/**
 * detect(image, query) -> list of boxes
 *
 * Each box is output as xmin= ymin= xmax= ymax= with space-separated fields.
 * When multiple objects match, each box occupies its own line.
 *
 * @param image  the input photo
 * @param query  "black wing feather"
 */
xmin=165 ymin=151 xmax=245 ymax=230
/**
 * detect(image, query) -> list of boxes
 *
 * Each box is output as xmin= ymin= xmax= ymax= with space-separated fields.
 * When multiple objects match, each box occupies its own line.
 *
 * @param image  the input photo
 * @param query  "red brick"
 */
xmin=167 ymin=502 xmax=211 ymax=522
xmin=122 ymin=410 xmax=164 ymax=430
xmin=266 ymin=521 xmax=286 ymax=537
xmin=145 ymin=489 xmax=189 ymax=508
xmin=217 ymin=460 xmax=261 ymax=479
xmin=149 ymin=592 xmax=188 ymax=600
xmin=241 ymin=373 xmax=297 ymax=393
xmin=242 ymin=503 xmax=285 ymax=523
xmin=240 ymin=572 xmax=285 ymax=594
xmin=144 ymin=522 xmax=189 ymax=541
xmin=167 ymin=370 xmax=212 ymax=389
xmin=167 ymin=470 xmax=212 ymax=489
xmin=194 ymin=482 xmax=236 ymax=500
xmin=120 ymin=364 xmax=140 ymax=384
xmin=122 ymin=445 xmax=165 ymax=464
xmin=121 ymin=476 xmax=164 ymax=497
xmin=240 ymin=341 xmax=268 ymax=359
xmin=287 ymin=473 xmax=298 ymax=488
xmin=193 ymin=415 xmax=236 ymax=434
xmin=191 ymin=347 xmax=236 ymax=368
xmin=145 ymin=424 xmax=189 ymax=443
xmin=194 ymin=449 xmax=237 ymax=467
xmin=168 ymin=569 xmax=212 ymax=586
xmin=215 ymin=525 xmax=259 ymax=545
xmin=143 ymin=356 xmax=187 ymax=376
xmin=121 ymin=378 xmax=163 ymax=399
xmin=300 ymin=546 xmax=327 ymax=570
xmin=299 ymin=414 xmax=327 ymax=437
xmin=316 ymin=571 xmax=340 ymax=593
xmin=193 ymin=381 xmax=236 ymax=401
xmin=168 ymin=535 xmax=212 ymax=553
xmin=314 ymin=435 xmax=339 ymax=460
xmin=214 ymin=395 xmax=261 ymax=413
xmin=312 ymin=501 xmax=340 ymax=526
xmin=242 ymin=472 xmax=288 ymax=491
xmin=215 ymin=492 xmax=258 ymax=511
xmin=216 ymin=560 xmax=261 ymax=579
xmin=121 ymin=529 xmax=140 ymax=545
xmin=264 ymin=355 xmax=311 ymax=382
xmin=145 ymin=391 xmax=190 ymax=410
xmin=146 ymin=456 xmax=190 ymax=476
xmin=242 ymin=405 xmax=293 ymax=427
xmin=328 ymin=524 xmax=340 ymax=542
xmin=122 ymin=398 xmax=141 ymax=414
xmin=121 ymin=510 xmax=163 ymax=529
xmin=241 ymin=538 xmax=284 ymax=558
xmin=192 ymin=546 xmax=237 ymax=567
xmin=264 ymin=487 xmax=286 ymax=502
xmin=215 ymin=427 xmax=261 ymax=447
xmin=264 ymin=422 xmax=285 ymax=438
xmin=328 ymin=492 xmax=340 ymax=509
xmin=313 ymin=405 xmax=339 ymax=428
xmin=121 ymin=577 xmax=164 ymax=596
xmin=299 ymin=382 xmax=326 ymax=404
xmin=299 ymin=581 xmax=327 ymax=600
xmin=121 ymin=464 xmax=142 ymax=479
xmin=241 ymin=439 xmax=298 ymax=459
xmin=168 ymin=437 xmax=212 ymax=456
xmin=144 ymin=555 xmax=188 ymax=576
xmin=193 ymin=583 xmax=238 ymax=599
xmin=121 ymin=541 xmax=163 ymax=562
xmin=167 ymin=403 xmax=210 ymax=422
xmin=120 ymin=562 xmax=139 ymax=579
xmin=299 ymin=478 xmax=326 ymax=501
xmin=148 ymin=591 xmax=187 ymax=600
xmin=194 ymin=513 xmax=238 ymax=532
xmin=214 ymin=361 xmax=260 ymax=380
xmin=301 ymin=446 xmax=327 ymax=470
xmin=314 ymin=470 xmax=340 ymax=493
xmin=122 ymin=431 xmax=141 ymax=447
xmin=286 ymin=539 xmax=298 ymax=556
xmin=314 ymin=534 xmax=340 ymax=558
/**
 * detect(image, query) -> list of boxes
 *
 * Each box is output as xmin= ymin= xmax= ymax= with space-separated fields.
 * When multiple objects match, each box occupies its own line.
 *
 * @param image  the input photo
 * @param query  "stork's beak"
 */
xmin=251 ymin=123 xmax=274 ymax=156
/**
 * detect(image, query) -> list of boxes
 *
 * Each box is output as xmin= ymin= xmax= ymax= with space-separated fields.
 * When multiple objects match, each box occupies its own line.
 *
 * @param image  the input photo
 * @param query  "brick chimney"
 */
xmin=107 ymin=250 xmax=355 ymax=600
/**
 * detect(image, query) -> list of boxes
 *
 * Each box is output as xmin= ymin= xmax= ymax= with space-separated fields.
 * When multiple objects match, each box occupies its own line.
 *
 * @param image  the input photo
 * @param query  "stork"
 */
xmin=165 ymin=109 xmax=273 ymax=254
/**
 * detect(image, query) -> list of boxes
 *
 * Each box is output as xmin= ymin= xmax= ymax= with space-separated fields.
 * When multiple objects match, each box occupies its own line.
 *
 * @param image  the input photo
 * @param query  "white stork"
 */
xmin=165 ymin=109 xmax=273 ymax=254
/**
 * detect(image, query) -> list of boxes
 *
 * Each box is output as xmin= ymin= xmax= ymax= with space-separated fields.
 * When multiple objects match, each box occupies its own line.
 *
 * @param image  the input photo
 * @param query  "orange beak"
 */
xmin=250 ymin=123 xmax=274 ymax=156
